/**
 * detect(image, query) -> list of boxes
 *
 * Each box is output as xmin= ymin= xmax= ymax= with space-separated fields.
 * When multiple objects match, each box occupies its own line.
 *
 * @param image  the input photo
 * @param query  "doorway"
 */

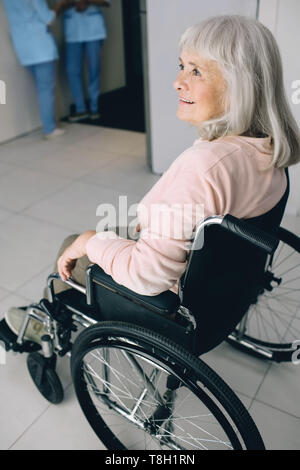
xmin=66 ymin=0 xmax=145 ymax=133
xmin=63 ymin=0 xmax=146 ymax=132
xmin=99 ymin=0 xmax=145 ymax=132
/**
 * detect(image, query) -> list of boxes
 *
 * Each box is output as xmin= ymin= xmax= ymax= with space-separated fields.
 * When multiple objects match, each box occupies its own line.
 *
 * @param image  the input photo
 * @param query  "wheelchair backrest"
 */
xmin=179 ymin=168 xmax=290 ymax=355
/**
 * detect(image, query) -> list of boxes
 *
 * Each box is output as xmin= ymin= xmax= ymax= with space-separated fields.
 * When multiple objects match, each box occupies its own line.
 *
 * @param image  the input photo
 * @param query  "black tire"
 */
xmin=27 ymin=352 xmax=64 ymax=404
xmin=71 ymin=321 xmax=265 ymax=450
xmin=227 ymin=227 xmax=300 ymax=362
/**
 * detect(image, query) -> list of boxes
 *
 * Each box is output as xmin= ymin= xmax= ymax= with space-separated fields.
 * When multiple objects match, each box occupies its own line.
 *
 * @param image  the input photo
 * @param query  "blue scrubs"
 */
xmin=3 ymin=0 xmax=58 ymax=66
xmin=63 ymin=5 xmax=107 ymax=43
xmin=3 ymin=0 xmax=59 ymax=134
xmin=61 ymin=4 xmax=108 ymax=114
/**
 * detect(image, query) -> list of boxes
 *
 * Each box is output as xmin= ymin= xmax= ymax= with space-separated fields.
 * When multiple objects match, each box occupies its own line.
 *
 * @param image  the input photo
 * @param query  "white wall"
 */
xmin=0 ymin=1 xmax=41 ymax=143
xmin=100 ymin=0 xmax=126 ymax=93
xmin=145 ymin=0 xmax=258 ymax=174
xmin=0 ymin=0 xmax=126 ymax=144
xmin=259 ymin=0 xmax=300 ymax=216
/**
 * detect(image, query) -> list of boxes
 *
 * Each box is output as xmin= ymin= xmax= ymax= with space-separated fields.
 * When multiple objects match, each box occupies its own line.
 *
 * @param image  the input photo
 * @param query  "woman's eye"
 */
xmin=178 ymin=63 xmax=184 ymax=70
xmin=193 ymin=68 xmax=201 ymax=76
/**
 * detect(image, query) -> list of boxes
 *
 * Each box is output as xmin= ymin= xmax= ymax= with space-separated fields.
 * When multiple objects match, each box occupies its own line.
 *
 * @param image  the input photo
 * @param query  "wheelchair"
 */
xmin=2 ymin=203 xmax=300 ymax=451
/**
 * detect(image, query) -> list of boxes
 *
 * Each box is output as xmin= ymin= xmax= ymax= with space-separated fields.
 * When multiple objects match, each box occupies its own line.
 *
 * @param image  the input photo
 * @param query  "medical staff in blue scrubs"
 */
xmin=3 ymin=0 xmax=68 ymax=138
xmin=61 ymin=0 xmax=110 ymax=121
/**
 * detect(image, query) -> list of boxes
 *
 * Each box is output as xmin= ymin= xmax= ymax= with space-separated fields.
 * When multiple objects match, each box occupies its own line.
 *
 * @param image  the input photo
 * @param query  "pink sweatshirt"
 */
xmin=86 ymin=135 xmax=287 ymax=296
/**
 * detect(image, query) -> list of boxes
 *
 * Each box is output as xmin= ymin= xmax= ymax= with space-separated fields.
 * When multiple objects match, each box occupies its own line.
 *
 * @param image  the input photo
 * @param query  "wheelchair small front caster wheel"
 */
xmin=27 ymin=352 xmax=64 ymax=404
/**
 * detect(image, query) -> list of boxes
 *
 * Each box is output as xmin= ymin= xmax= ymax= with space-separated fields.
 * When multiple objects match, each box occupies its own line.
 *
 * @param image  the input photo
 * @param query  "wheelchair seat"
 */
xmin=86 ymin=265 xmax=195 ymax=350
xmin=91 ymin=265 xmax=180 ymax=317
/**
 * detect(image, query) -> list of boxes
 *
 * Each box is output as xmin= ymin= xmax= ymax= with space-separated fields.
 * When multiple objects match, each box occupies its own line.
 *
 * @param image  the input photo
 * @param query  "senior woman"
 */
xmin=5 ymin=15 xmax=300 ymax=343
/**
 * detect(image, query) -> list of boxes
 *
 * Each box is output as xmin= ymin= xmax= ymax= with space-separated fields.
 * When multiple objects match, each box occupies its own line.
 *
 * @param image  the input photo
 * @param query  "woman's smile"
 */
xmin=179 ymin=97 xmax=195 ymax=105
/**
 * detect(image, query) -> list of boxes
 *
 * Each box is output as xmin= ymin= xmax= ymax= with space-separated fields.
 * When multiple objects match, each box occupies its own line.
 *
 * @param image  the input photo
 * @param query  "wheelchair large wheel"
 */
xmin=71 ymin=321 xmax=264 ymax=450
xmin=228 ymin=227 xmax=300 ymax=362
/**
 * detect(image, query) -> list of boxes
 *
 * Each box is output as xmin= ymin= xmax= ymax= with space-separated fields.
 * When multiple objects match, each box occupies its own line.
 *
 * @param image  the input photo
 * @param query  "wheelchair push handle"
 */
xmin=221 ymin=214 xmax=279 ymax=255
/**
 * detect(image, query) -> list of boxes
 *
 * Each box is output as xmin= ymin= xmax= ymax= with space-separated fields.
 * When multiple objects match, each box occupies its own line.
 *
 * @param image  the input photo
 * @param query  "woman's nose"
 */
xmin=173 ymin=72 xmax=188 ymax=91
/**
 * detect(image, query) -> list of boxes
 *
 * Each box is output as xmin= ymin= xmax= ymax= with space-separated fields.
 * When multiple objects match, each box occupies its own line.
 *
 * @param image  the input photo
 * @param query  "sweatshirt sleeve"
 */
xmin=86 ymin=147 xmax=222 ymax=296
xmin=32 ymin=0 xmax=55 ymax=25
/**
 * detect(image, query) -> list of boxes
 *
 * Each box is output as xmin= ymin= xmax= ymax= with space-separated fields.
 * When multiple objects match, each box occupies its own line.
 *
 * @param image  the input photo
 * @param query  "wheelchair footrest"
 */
xmin=0 ymin=318 xmax=41 ymax=353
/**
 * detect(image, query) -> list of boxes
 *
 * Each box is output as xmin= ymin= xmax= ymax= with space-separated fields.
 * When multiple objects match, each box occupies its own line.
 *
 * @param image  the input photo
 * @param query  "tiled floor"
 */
xmin=0 ymin=123 xmax=299 ymax=450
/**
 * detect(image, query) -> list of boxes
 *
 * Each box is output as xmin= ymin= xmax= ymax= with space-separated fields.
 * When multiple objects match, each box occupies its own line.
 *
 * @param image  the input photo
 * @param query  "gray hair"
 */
xmin=179 ymin=15 xmax=300 ymax=168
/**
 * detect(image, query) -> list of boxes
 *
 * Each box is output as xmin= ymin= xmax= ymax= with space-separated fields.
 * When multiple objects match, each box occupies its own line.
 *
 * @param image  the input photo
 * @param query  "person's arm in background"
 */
xmin=85 ymin=0 xmax=111 ymax=7
xmin=53 ymin=0 xmax=76 ymax=16
xmin=29 ymin=0 xmax=56 ymax=24
xmin=74 ymin=0 xmax=110 ymax=13
xmin=30 ymin=0 xmax=73 ymax=24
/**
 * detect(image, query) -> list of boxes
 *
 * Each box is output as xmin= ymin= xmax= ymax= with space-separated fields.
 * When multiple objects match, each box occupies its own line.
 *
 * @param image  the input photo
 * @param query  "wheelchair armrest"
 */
xmin=221 ymin=214 xmax=279 ymax=255
xmin=90 ymin=265 xmax=180 ymax=317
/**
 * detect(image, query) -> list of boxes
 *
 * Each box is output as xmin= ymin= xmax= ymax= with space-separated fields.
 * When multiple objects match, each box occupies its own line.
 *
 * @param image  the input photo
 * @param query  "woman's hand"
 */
xmin=57 ymin=230 xmax=96 ymax=281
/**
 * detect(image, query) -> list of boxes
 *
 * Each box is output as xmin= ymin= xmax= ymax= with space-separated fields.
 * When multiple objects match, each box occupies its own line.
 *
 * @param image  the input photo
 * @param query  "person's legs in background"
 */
xmin=27 ymin=60 xmax=62 ymax=137
xmin=85 ymin=39 xmax=103 ymax=118
xmin=65 ymin=41 xmax=89 ymax=121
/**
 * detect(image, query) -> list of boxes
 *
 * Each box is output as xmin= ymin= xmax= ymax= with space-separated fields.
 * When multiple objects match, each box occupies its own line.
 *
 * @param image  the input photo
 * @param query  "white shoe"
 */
xmin=44 ymin=128 xmax=66 ymax=140
xmin=5 ymin=306 xmax=47 ymax=345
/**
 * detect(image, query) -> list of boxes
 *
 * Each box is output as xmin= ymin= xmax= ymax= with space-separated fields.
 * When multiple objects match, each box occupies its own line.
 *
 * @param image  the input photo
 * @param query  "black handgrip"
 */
xmin=221 ymin=214 xmax=279 ymax=255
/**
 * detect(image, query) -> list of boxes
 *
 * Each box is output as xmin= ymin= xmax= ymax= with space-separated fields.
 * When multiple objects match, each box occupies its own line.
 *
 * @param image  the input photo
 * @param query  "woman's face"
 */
xmin=173 ymin=50 xmax=227 ymax=126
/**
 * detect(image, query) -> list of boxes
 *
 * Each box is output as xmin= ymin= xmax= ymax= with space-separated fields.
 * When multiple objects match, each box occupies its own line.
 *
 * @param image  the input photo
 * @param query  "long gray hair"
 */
xmin=179 ymin=15 xmax=300 ymax=168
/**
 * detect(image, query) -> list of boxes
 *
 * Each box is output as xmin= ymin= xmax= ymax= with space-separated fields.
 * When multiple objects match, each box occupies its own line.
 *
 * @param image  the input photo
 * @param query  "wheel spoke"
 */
xmin=271 ymin=246 xmax=294 ymax=270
